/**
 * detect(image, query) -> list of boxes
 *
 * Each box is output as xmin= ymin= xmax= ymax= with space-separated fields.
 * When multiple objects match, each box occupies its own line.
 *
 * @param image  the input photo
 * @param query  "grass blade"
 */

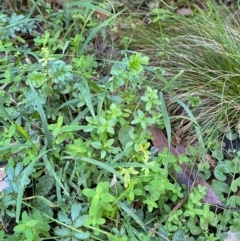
xmin=63 ymin=156 xmax=124 ymax=183
xmin=16 ymin=146 xmax=52 ymax=222
xmin=79 ymin=9 xmax=125 ymax=55
xmin=29 ymin=83 xmax=52 ymax=148
xmin=79 ymin=78 xmax=96 ymax=119
xmin=118 ymin=201 xmax=146 ymax=231
xmin=170 ymin=98 xmax=205 ymax=161
xmin=160 ymin=91 xmax=171 ymax=148
xmin=43 ymin=155 xmax=69 ymax=196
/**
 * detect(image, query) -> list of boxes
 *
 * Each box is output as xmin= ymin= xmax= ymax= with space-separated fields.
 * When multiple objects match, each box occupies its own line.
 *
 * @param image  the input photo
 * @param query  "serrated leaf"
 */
xmin=158 ymin=226 xmax=168 ymax=241
xmin=35 ymin=175 xmax=54 ymax=196
xmin=73 ymin=231 xmax=90 ymax=239
xmin=74 ymin=215 xmax=90 ymax=228
xmin=37 ymin=195 xmax=58 ymax=208
xmin=58 ymin=212 xmax=71 ymax=224
xmin=172 ymin=230 xmax=185 ymax=241
xmin=71 ymin=203 xmax=82 ymax=222
xmin=15 ymin=162 xmax=23 ymax=176
xmin=54 ymin=227 xmax=71 ymax=236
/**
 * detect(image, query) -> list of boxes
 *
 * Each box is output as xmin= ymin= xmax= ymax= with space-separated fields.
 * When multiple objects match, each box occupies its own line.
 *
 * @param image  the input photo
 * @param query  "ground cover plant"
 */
xmin=1 ymin=0 xmax=240 ymax=241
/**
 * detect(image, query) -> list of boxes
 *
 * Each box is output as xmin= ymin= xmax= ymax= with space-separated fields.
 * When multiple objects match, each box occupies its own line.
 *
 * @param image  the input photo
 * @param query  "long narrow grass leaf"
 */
xmin=162 ymin=70 xmax=184 ymax=92
xmin=0 ymin=142 xmax=32 ymax=152
xmin=118 ymin=201 xmax=146 ymax=231
xmin=63 ymin=156 xmax=124 ymax=183
xmin=160 ymin=91 xmax=171 ymax=148
xmin=43 ymin=155 xmax=69 ymax=196
xmin=171 ymin=98 xmax=205 ymax=160
xmin=29 ymin=83 xmax=52 ymax=148
xmin=79 ymin=78 xmax=96 ymax=119
xmin=14 ymin=122 xmax=31 ymax=142
xmin=16 ymin=146 xmax=52 ymax=222
xmin=79 ymin=9 xmax=124 ymax=55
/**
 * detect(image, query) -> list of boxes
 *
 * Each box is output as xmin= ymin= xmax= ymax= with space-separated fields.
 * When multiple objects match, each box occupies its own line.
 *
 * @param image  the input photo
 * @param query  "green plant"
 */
xmin=3 ymin=1 xmax=240 ymax=240
xmin=13 ymin=210 xmax=50 ymax=241
xmin=54 ymin=203 xmax=90 ymax=240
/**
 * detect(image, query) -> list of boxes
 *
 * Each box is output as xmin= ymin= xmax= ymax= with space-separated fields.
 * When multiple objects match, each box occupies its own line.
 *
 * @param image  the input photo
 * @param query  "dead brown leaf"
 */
xmin=150 ymin=125 xmax=223 ymax=206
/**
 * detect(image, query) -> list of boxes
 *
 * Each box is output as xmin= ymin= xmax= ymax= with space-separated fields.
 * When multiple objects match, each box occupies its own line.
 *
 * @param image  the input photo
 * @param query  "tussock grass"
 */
xmin=147 ymin=2 xmax=240 ymax=144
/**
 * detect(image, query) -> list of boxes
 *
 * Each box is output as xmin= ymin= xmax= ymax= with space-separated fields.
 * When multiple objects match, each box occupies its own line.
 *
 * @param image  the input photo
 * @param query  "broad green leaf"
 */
xmin=214 ymin=163 xmax=228 ymax=181
xmin=211 ymin=180 xmax=230 ymax=202
xmin=118 ymin=125 xmax=134 ymax=148
xmin=231 ymin=177 xmax=240 ymax=192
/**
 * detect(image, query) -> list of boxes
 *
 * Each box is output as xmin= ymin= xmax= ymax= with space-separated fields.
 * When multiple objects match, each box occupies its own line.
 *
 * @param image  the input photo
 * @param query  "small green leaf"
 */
xmin=57 ymin=115 xmax=63 ymax=127
xmin=91 ymin=195 xmax=100 ymax=207
xmin=25 ymin=228 xmax=33 ymax=240
xmin=82 ymin=188 xmax=96 ymax=198
xmin=231 ymin=177 xmax=240 ymax=192
xmin=26 ymin=220 xmax=39 ymax=228
xmin=101 ymin=192 xmax=115 ymax=202
xmin=14 ymin=224 xmax=26 ymax=232
xmin=96 ymin=218 xmax=105 ymax=225
xmin=214 ymin=163 xmax=228 ymax=181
